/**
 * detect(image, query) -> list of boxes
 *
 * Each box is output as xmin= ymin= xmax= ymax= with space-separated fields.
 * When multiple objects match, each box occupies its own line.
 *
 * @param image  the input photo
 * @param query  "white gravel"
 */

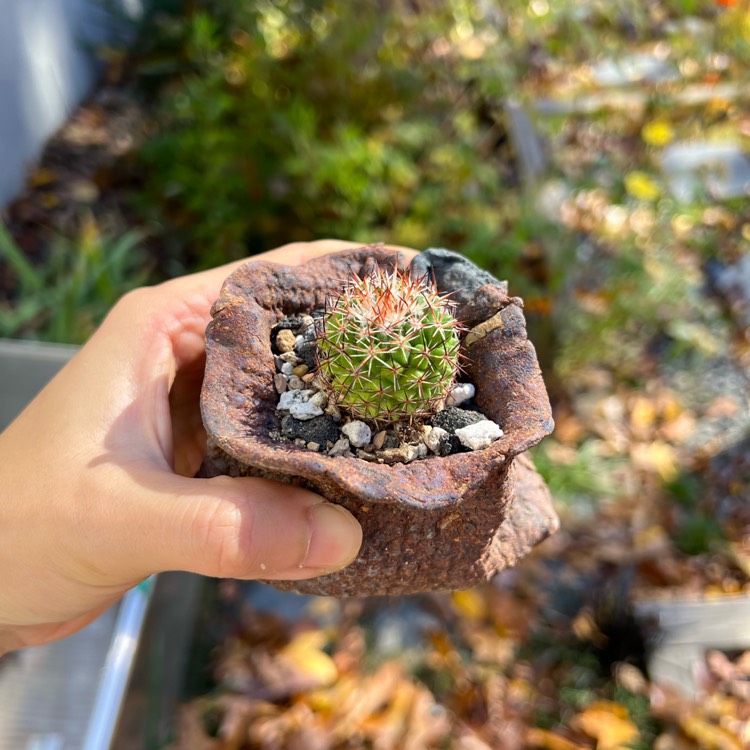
xmin=446 ymin=382 xmax=476 ymax=407
xmin=341 ymin=420 xmax=372 ymax=448
xmin=277 ymin=389 xmax=324 ymax=420
xmin=455 ymin=420 xmax=503 ymax=450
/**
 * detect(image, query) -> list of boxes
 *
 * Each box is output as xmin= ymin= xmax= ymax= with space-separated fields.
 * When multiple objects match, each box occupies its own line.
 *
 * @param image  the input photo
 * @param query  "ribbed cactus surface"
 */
xmin=317 ymin=265 xmax=461 ymax=423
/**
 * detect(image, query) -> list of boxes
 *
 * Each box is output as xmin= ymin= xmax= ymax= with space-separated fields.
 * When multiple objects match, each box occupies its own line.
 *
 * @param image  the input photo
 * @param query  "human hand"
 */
xmin=0 ymin=240 xmax=417 ymax=653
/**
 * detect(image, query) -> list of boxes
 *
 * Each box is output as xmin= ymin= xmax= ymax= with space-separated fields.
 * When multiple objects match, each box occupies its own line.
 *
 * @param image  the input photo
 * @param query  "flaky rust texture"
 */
xmin=200 ymin=245 xmax=556 ymax=596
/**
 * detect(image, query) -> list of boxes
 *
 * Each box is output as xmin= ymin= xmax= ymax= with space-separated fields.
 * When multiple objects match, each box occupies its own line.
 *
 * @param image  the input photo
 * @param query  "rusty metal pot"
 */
xmin=200 ymin=245 xmax=557 ymax=596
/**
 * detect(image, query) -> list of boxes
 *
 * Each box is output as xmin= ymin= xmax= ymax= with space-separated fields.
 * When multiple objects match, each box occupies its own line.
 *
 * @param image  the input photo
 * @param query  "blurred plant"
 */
xmin=531 ymin=438 xmax=626 ymax=508
xmin=133 ymin=0 xmax=522 ymax=268
xmin=0 ymin=217 xmax=148 ymax=344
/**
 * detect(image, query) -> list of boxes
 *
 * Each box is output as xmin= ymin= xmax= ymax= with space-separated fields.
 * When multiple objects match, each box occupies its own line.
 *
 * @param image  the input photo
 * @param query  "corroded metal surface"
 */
xmin=200 ymin=245 xmax=556 ymax=596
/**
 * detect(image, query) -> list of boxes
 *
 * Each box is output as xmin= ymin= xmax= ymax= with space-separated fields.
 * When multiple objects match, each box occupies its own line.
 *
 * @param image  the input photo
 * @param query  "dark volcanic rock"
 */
xmin=296 ymin=341 xmax=318 ymax=370
xmin=411 ymin=248 xmax=507 ymax=304
xmin=281 ymin=414 xmax=339 ymax=445
xmin=383 ymin=432 xmax=400 ymax=450
xmin=440 ymin=433 xmax=466 ymax=456
xmin=431 ymin=407 xmax=487 ymax=434
xmin=271 ymin=316 xmax=306 ymax=335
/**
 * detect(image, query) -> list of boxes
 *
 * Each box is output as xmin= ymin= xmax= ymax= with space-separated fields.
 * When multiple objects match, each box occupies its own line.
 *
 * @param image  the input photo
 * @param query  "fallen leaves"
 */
xmin=571 ymin=701 xmax=640 ymax=750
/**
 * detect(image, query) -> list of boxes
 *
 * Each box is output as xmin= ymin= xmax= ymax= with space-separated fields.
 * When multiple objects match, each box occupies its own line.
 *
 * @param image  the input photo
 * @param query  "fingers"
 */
xmin=151 ymin=240 xmax=420 ymax=304
xmin=91 ymin=469 xmax=362 ymax=582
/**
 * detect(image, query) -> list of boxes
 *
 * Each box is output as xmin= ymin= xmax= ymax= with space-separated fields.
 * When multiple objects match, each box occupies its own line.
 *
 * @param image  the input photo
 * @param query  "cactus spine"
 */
xmin=317 ymin=265 xmax=461 ymax=423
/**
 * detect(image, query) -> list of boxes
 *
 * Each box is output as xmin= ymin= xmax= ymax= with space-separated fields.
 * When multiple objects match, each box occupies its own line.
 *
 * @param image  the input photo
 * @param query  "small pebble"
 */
xmin=425 ymin=426 xmax=448 ymax=454
xmin=279 ymin=352 xmax=302 ymax=365
xmin=416 ymin=443 xmax=429 ymax=459
xmin=379 ymin=444 xmax=420 ymax=464
xmin=274 ymin=316 xmax=305 ymax=332
xmin=329 ymin=437 xmax=351 ymax=457
xmin=276 ymin=329 xmax=296 ymax=353
xmin=293 ymin=364 xmax=309 ymax=377
xmin=281 ymin=362 xmax=294 ymax=376
xmin=278 ymin=389 xmax=324 ymax=420
xmin=287 ymin=375 xmax=305 ymax=390
xmin=341 ymin=420 xmax=372 ymax=448
xmin=372 ymin=431 xmax=387 ymax=450
xmin=455 ymin=420 xmax=503 ymax=450
xmin=307 ymin=442 xmax=321 ymax=452
xmin=309 ymin=390 xmax=327 ymax=407
xmin=325 ymin=404 xmax=342 ymax=422
xmin=299 ymin=314 xmax=315 ymax=332
xmin=357 ymin=450 xmax=381 ymax=462
xmin=446 ymin=383 xmax=476 ymax=408
xmin=296 ymin=342 xmax=317 ymax=370
xmin=295 ymin=334 xmax=305 ymax=348
xmin=383 ymin=433 xmax=400 ymax=450
xmin=441 ymin=434 xmax=465 ymax=456
xmin=273 ymin=373 xmax=287 ymax=394
xmin=302 ymin=372 xmax=316 ymax=383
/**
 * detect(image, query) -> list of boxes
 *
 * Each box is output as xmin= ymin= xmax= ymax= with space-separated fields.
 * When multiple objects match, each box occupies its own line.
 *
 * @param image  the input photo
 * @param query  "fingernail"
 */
xmin=304 ymin=503 xmax=362 ymax=572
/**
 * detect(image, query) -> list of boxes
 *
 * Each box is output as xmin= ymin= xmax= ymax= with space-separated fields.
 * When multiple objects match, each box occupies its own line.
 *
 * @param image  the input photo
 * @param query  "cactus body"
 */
xmin=317 ymin=266 xmax=461 ymax=423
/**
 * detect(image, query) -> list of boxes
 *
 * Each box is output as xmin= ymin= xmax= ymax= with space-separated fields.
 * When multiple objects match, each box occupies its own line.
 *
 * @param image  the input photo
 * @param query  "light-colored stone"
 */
xmin=279 ymin=351 xmax=301 ymax=365
xmin=379 ymin=444 xmax=421 ymax=464
xmin=425 ymin=426 xmax=448 ymax=454
xmin=276 ymin=329 xmax=297 ymax=353
xmin=287 ymin=375 xmax=305 ymax=390
xmin=455 ymin=420 xmax=503 ymax=450
xmin=310 ymin=391 xmax=328 ymax=409
xmin=416 ymin=443 xmax=429 ymax=459
xmin=273 ymin=373 xmax=287 ymax=394
xmin=293 ymin=364 xmax=309 ymax=377
xmin=302 ymin=372 xmax=316 ymax=383
xmin=307 ymin=442 xmax=320 ymax=452
xmin=325 ymin=403 xmax=342 ymax=422
xmin=295 ymin=334 xmax=305 ymax=348
xmin=446 ymin=382 xmax=476 ymax=408
xmin=299 ymin=314 xmax=315 ymax=332
xmin=280 ymin=361 xmax=294 ymax=376
xmin=277 ymin=389 xmax=324 ymax=420
xmin=329 ymin=437 xmax=351 ymax=457
xmin=372 ymin=431 xmax=387 ymax=450
xmin=464 ymin=311 xmax=505 ymax=348
xmin=341 ymin=420 xmax=372 ymax=448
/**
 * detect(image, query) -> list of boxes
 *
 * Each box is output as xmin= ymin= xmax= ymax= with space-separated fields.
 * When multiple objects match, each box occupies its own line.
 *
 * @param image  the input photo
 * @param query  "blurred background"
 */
xmin=1 ymin=0 xmax=749 ymax=748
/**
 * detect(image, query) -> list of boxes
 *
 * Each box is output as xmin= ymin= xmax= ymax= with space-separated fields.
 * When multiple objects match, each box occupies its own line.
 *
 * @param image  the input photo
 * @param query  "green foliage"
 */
xmin=134 ymin=0 xmax=519 ymax=267
xmin=317 ymin=266 xmax=460 ymax=423
xmin=674 ymin=512 xmax=726 ymax=556
xmin=531 ymin=439 xmax=626 ymax=508
xmin=0 ymin=218 xmax=148 ymax=344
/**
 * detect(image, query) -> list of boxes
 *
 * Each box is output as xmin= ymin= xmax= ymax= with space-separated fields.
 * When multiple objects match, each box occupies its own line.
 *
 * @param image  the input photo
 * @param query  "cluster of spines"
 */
xmin=316 ymin=265 xmax=461 ymax=424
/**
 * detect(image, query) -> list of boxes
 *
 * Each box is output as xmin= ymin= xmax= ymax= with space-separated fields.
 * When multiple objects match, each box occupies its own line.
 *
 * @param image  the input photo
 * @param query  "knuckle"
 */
xmin=110 ymin=286 xmax=156 ymax=321
xmin=188 ymin=492 xmax=254 ymax=578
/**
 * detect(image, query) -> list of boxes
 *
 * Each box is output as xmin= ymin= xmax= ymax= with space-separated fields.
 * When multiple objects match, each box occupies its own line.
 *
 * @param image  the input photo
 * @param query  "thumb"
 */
xmin=95 ymin=470 xmax=362 ymax=581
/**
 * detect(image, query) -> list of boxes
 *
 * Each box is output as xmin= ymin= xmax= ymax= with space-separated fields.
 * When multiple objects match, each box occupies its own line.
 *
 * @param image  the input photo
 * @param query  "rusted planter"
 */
xmin=200 ymin=245 xmax=556 ymax=596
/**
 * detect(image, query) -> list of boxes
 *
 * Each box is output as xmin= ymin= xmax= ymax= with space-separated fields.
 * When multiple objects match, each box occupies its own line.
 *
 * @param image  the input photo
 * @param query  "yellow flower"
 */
xmin=624 ymin=171 xmax=661 ymax=201
xmin=641 ymin=119 xmax=675 ymax=147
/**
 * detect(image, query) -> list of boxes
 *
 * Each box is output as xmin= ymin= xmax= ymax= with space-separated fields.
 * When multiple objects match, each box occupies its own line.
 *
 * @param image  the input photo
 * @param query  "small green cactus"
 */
xmin=316 ymin=265 xmax=461 ymax=423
